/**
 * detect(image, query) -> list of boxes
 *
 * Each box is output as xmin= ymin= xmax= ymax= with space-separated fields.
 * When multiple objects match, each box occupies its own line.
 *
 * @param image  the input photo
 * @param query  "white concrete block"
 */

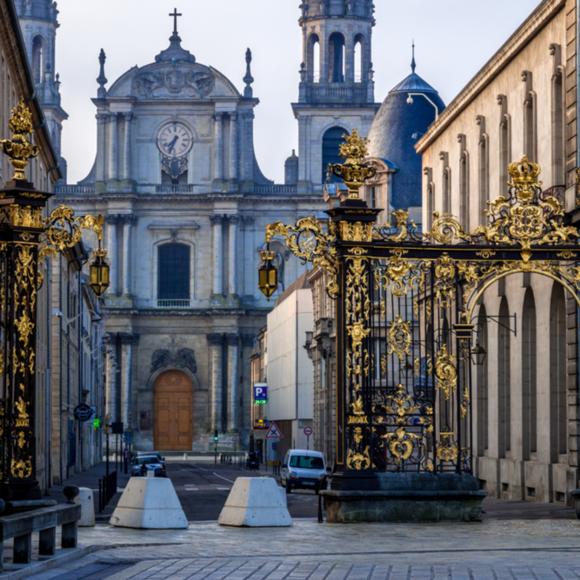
xmin=110 ymin=476 xmax=188 ymax=529
xmin=218 ymin=477 xmax=292 ymax=527
xmin=75 ymin=486 xmax=95 ymax=527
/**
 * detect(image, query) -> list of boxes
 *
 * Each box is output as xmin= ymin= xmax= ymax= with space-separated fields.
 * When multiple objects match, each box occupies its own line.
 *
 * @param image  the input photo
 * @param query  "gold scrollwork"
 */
xmin=11 ymin=458 xmax=33 ymax=479
xmin=387 ymin=316 xmax=412 ymax=362
xmin=340 ymin=221 xmax=373 ymax=242
xmin=437 ymin=432 xmax=459 ymax=462
xmin=435 ymin=345 xmax=457 ymax=400
xmin=428 ymin=213 xmax=470 ymax=244
xmin=15 ymin=396 xmax=30 ymax=427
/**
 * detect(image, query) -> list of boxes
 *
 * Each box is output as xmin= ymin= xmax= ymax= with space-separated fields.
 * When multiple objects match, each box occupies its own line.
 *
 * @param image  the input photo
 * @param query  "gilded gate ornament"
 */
xmin=435 ymin=345 xmax=457 ymax=400
xmin=387 ymin=316 xmax=412 ymax=362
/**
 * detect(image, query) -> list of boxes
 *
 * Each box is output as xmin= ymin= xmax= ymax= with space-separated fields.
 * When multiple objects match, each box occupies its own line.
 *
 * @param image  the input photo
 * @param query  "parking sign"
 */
xmin=254 ymin=383 xmax=268 ymax=404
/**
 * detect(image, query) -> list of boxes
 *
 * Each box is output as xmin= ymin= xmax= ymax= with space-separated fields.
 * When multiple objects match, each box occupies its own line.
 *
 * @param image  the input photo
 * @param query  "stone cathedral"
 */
xmin=19 ymin=0 xmax=438 ymax=451
xmin=50 ymin=1 xmax=379 ymax=451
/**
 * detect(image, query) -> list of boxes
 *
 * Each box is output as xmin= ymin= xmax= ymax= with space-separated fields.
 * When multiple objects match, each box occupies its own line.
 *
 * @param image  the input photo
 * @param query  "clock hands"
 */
xmin=166 ymin=135 xmax=179 ymax=154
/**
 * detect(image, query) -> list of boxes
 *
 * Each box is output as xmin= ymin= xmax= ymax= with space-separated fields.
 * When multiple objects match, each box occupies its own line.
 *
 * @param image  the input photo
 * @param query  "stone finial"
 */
xmin=411 ymin=41 xmax=416 ymax=74
xmin=244 ymin=48 xmax=254 ymax=98
xmin=97 ymin=49 xmax=108 ymax=98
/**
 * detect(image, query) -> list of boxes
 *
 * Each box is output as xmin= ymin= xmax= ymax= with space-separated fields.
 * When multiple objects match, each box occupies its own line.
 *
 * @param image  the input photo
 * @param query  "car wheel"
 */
xmin=286 ymin=482 xmax=292 ymax=494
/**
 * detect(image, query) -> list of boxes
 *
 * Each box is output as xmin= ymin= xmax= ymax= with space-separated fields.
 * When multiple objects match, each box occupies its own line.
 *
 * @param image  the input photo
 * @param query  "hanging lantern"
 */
xmin=470 ymin=341 xmax=487 ymax=367
xmin=258 ymin=249 xmax=278 ymax=299
xmin=89 ymin=248 xmax=110 ymax=297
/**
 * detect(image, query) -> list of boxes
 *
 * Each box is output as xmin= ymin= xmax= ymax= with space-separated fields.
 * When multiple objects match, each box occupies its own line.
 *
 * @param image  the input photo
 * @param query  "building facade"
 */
xmin=416 ymin=0 xmax=579 ymax=503
xmin=57 ymin=17 xmax=324 ymax=452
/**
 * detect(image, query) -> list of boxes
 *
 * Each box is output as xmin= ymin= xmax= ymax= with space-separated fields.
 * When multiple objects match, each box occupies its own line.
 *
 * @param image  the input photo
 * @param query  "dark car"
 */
xmin=131 ymin=454 xmax=166 ymax=477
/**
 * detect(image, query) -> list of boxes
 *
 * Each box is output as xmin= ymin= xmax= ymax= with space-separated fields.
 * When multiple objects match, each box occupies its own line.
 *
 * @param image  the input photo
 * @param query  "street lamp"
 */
xmin=406 ymin=92 xmax=440 ymax=120
xmin=258 ymin=248 xmax=278 ymax=299
xmin=470 ymin=342 xmax=487 ymax=367
xmin=89 ymin=228 xmax=110 ymax=297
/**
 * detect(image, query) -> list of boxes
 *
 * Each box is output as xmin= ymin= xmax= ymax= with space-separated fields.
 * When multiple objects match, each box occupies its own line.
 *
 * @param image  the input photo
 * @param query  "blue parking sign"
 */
xmin=254 ymin=383 xmax=268 ymax=403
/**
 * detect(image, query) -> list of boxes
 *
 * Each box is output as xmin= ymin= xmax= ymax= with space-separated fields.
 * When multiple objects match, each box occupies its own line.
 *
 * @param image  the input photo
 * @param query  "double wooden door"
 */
xmin=154 ymin=370 xmax=193 ymax=450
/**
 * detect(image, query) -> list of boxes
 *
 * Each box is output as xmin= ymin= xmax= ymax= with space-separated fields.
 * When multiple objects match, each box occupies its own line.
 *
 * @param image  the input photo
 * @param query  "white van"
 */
xmin=280 ymin=449 xmax=327 ymax=493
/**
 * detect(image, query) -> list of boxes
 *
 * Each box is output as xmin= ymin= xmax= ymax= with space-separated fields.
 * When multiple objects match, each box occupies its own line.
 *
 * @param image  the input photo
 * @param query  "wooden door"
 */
xmin=154 ymin=370 xmax=193 ymax=450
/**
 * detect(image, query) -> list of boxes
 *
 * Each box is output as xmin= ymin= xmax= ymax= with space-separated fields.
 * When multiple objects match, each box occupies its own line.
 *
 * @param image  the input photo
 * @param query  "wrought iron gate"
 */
xmin=259 ymin=130 xmax=580 ymax=476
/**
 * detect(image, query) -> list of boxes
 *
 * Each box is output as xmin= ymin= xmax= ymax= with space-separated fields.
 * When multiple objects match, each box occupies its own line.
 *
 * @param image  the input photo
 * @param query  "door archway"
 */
xmin=154 ymin=370 xmax=193 ymax=451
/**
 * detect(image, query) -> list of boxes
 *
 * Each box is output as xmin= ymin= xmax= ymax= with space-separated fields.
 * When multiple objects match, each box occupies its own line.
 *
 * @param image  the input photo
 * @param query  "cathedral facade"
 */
xmin=55 ymin=2 xmax=378 ymax=451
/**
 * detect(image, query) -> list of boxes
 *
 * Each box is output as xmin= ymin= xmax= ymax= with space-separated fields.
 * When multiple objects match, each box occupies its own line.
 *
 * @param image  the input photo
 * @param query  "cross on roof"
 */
xmin=169 ymin=8 xmax=182 ymax=35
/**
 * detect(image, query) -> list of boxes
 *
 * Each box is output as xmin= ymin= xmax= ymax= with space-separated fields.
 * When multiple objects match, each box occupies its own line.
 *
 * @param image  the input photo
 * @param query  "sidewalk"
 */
xmin=46 ymin=461 xmax=131 ymax=522
xmin=20 ymin=518 xmax=580 ymax=579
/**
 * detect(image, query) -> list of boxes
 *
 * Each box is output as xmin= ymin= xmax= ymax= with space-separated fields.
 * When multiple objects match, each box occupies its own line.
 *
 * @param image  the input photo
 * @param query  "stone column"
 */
xmin=227 ymin=334 xmax=240 ymax=432
xmin=107 ymin=113 xmax=118 ymax=180
xmin=213 ymin=112 xmax=224 ymax=181
xmin=104 ymin=334 xmax=117 ymax=422
xmin=228 ymin=215 xmax=238 ymax=296
xmin=228 ymin=112 xmax=238 ymax=181
xmin=211 ymin=215 xmax=224 ymax=295
xmin=121 ymin=215 xmax=134 ymax=296
xmin=208 ymin=334 xmax=224 ymax=432
xmin=96 ymin=113 xmax=108 ymax=181
xmin=105 ymin=215 xmax=118 ymax=295
xmin=121 ymin=112 xmax=133 ymax=181
xmin=120 ymin=334 xmax=136 ymax=429
xmin=345 ymin=38 xmax=355 ymax=83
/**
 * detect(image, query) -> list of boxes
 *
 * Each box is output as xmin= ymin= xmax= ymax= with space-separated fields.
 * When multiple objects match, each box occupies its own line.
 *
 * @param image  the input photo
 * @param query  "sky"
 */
xmin=56 ymin=0 xmax=541 ymax=184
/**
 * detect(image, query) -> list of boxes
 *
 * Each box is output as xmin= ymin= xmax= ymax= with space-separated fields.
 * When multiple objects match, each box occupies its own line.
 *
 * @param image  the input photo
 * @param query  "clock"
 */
xmin=156 ymin=122 xmax=193 ymax=158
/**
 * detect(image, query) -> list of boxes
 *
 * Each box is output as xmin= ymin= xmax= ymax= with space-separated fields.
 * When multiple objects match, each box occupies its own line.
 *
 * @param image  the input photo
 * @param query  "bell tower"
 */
xmin=292 ymin=0 xmax=379 ymax=192
xmin=15 ymin=0 xmax=68 ymax=178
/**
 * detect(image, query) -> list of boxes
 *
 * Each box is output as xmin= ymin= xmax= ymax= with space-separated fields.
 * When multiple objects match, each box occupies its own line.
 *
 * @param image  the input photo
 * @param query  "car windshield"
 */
xmin=289 ymin=455 xmax=324 ymax=469
xmin=134 ymin=456 xmax=158 ymax=465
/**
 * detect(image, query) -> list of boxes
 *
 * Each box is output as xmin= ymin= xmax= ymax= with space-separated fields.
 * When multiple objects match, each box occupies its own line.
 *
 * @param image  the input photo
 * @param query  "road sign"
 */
xmin=73 ymin=403 xmax=95 ymax=422
xmin=303 ymin=426 xmax=313 ymax=437
xmin=266 ymin=421 xmax=282 ymax=440
xmin=254 ymin=384 xmax=268 ymax=404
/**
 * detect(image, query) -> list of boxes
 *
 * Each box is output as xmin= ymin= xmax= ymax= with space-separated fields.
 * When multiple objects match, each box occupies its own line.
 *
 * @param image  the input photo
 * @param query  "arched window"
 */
xmin=308 ymin=34 xmax=320 ymax=83
xmin=550 ymin=284 xmax=567 ymax=459
xmin=552 ymin=68 xmax=565 ymax=185
xmin=354 ymin=35 xmax=364 ymax=82
xmin=476 ymin=305 xmax=488 ymax=455
xmin=459 ymin=151 xmax=469 ymax=230
xmin=523 ymin=72 xmax=537 ymax=161
xmin=522 ymin=288 xmax=537 ymax=460
xmin=499 ymin=116 xmax=511 ymax=195
xmin=157 ymin=243 xmax=191 ymax=305
xmin=322 ymin=126 xmax=347 ymax=182
xmin=32 ymin=35 xmax=44 ymax=84
xmin=498 ymin=297 xmax=511 ymax=457
xmin=329 ymin=33 xmax=346 ymax=82
xmin=478 ymin=133 xmax=489 ymax=225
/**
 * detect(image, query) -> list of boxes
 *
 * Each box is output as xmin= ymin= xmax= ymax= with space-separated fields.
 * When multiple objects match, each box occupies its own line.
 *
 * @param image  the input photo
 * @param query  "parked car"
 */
xmin=131 ymin=453 xmax=167 ymax=477
xmin=280 ymin=449 xmax=328 ymax=494
xmin=135 ymin=451 xmax=166 ymax=467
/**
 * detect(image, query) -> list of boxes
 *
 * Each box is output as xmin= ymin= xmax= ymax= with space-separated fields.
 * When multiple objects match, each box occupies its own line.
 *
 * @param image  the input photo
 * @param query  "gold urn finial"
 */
xmin=0 ymin=100 xmax=39 ymax=182
xmin=329 ymin=129 xmax=376 ymax=200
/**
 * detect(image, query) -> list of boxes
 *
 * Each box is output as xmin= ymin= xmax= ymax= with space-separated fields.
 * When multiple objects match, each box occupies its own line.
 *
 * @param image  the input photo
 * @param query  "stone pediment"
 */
xmin=133 ymin=63 xmax=215 ymax=99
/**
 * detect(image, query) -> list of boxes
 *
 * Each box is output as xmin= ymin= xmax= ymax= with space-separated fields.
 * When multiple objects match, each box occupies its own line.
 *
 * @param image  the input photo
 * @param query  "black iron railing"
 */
xmin=97 ymin=470 xmax=117 ymax=513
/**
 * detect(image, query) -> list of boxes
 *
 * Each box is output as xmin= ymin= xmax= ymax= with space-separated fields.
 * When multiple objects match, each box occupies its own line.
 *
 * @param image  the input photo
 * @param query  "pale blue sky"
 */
xmin=56 ymin=0 xmax=541 ymax=183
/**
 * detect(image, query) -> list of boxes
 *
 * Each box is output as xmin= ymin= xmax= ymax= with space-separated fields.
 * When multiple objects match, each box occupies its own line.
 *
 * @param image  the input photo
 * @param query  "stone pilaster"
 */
xmin=208 ymin=333 xmax=224 ymax=432
xmin=104 ymin=333 xmax=118 ymax=423
xmin=226 ymin=334 xmax=240 ymax=432
xmin=96 ymin=113 xmax=108 ymax=181
xmin=227 ymin=215 xmax=238 ymax=296
xmin=229 ymin=112 xmax=238 ymax=181
xmin=211 ymin=215 xmax=224 ymax=296
xmin=121 ymin=215 xmax=136 ymax=296
xmin=120 ymin=334 xmax=138 ymax=429
xmin=213 ymin=112 xmax=224 ymax=181
xmin=105 ymin=215 xmax=119 ymax=295
xmin=121 ymin=112 xmax=133 ymax=181
xmin=107 ymin=112 xmax=118 ymax=180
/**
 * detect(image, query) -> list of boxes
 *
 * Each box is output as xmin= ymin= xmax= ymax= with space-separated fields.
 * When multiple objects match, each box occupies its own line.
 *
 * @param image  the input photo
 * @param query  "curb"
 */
xmin=1 ymin=545 xmax=100 ymax=578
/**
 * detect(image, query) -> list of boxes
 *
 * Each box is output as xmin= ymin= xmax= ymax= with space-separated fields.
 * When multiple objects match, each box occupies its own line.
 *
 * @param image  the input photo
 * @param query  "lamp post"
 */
xmin=406 ymin=92 xmax=440 ymax=120
xmin=0 ymin=101 xmax=109 ymax=503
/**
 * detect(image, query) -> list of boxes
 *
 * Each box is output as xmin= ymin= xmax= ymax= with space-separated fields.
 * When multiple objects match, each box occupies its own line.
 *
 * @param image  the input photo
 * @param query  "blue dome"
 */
xmin=367 ymin=70 xmax=445 ymax=209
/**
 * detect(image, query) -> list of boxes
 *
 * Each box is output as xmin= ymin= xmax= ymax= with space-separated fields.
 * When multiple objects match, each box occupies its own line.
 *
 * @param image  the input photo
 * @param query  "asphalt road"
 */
xmin=167 ymin=461 xmax=320 ymax=521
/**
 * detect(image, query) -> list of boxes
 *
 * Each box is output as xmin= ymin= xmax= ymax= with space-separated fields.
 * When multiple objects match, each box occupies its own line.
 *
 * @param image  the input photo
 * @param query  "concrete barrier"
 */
xmin=75 ymin=487 xmax=95 ymax=527
xmin=218 ymin=477 xmax=292 ymax=527
xmin=109 ymin=474 xmax=188 ymax=529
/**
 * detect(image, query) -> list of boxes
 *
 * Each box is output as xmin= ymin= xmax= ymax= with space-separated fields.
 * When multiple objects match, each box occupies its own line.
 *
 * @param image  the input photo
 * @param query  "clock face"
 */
xmin=157 ymin=122 xmax=193 ymax=158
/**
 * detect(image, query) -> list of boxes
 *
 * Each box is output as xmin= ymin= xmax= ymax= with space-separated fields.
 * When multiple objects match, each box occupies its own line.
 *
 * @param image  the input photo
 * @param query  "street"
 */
xmin=167 ymin=461 xmax=319 ymax=521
